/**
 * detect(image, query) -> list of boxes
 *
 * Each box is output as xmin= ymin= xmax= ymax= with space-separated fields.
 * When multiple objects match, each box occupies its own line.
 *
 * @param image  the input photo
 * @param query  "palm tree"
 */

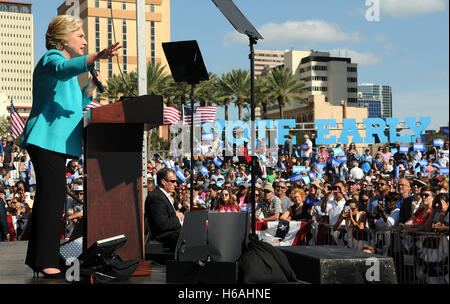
xmin=265 ymin=66 xmax=308 ymax=119
xmin=165 ymin=78 xmax=191 ymax=108
xmin=219 ymin=69 xmax=250 ymax=120
xmin=196 ymin=73 xmax=219 ymax=107
xmin=146 ymin=62 xmax=171 ymax=95
xmin=103 ymin=74 xmax=126 ymax=101
xmin=255 ymin=76 xmax=275 ymax=119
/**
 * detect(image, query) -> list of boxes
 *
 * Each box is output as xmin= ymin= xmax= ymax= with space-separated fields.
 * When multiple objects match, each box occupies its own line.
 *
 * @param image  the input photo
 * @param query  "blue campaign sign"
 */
xmin=202 ymin=133 xmax=214 ymax=141
xmin=443 ymin=127 xmax=449 ymax=136
xmin=434 ymin=138 xmax=445 ymax=147
xmin=399 ymin=146 xmax=409 ymax=153
xmin=440 ymin=167 xmax=449 ymax=176
xmin=293 ymin=166 xmax=306 ymax=173
xmin=302 ymin=176 xmax=311 ymax=185
xmin=333 ymin=147 xmax=344 ymax=156
xmin=419 ymin=160 xmax=427 ymax=167
xmin=413 ymin=143 xmax=426 ymax=152
xmin=391 ymin=148 xmax=398 ymax=155
xmin=290 ymin=173 xmax=303 ymax=183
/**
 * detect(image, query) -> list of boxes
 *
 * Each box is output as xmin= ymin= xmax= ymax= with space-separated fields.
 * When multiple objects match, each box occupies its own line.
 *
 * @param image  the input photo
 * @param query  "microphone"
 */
xmin=89 ymin=66 xmax=105 ymax=93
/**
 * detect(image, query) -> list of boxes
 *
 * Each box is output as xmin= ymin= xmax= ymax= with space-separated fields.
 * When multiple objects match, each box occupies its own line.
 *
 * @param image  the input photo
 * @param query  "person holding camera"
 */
xmin=373 ymin=192 xmax=401 ymax=229
xmin=313 ymin=181 xmax=347 ymax=225
xmin=423 ymin=193 xmax=449 ymax=233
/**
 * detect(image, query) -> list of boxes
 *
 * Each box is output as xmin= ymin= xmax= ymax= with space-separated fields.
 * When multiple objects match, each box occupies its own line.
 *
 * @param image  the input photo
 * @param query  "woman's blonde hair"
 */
xmin=289 ymin=188 xmax=306 ymax=203
xmin=46 ymin=15 xmax=83 ymax=51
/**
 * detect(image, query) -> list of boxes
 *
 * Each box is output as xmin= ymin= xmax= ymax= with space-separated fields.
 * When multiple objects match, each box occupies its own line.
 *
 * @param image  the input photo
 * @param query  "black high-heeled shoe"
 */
xmin=32 ymin=268 xmax=63 ymax=279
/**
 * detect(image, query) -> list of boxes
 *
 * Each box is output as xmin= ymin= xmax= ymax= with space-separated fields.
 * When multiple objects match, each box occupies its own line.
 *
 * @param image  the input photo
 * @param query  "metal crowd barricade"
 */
xmin=306 ymin=223 xmax=449 ymax=284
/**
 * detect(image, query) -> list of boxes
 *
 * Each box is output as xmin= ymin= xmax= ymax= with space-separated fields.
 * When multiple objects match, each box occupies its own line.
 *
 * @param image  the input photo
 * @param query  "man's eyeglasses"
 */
xmin=164 ymin=179 xmax=177 ymax=183
xmin=421 ymin=193 xmax=431 ymax=199
xmin=276 ymin=186 xmax=287 ymax=189
xmin=378 ymin=183 xmax=387 ymax=187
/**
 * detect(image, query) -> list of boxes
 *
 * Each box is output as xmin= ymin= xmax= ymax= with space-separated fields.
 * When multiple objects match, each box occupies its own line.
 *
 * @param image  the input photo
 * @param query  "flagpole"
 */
xmin=190 ymin=84 xmax=195 ymax=210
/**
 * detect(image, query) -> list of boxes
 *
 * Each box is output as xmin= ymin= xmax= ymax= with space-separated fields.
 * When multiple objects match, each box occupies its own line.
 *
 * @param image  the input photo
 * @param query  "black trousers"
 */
xmin=25 ymin=144 xmax=67 ymax=269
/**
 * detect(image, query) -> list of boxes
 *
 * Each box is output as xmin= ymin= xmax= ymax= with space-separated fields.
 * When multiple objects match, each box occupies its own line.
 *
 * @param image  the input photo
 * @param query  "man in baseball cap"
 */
xmin=255 ymin=184 xmax=282 ymax=222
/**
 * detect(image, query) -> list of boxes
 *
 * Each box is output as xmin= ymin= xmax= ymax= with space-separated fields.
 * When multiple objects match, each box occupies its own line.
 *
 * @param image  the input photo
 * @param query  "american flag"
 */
xmin=183 ymin=106 xmax=217 ymax=125
xmin=163 ymin=106 xmax=182 ymax=125
xmin=10 ymin=100 xmax=26 ymax=139
xmin=83 ymin=101 xmax=103 ymax=113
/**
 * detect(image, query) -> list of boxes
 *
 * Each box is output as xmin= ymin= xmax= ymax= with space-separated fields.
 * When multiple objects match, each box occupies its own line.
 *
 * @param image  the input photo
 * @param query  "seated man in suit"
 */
xmin=145 ymin=168 xmax=184 ymax=249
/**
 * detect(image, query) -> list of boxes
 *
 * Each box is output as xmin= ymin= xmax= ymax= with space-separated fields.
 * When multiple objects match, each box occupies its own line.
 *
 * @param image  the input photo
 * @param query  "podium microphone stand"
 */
xmin=212 ymin=0 xmax=264 ymax=235
xmin=162 ymin=41 xmax=209 ymax=209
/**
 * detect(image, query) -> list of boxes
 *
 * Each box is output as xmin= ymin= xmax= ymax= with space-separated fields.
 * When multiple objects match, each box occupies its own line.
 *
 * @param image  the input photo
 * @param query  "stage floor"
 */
xmin=0 ymin=241 xmax=167 ymax=284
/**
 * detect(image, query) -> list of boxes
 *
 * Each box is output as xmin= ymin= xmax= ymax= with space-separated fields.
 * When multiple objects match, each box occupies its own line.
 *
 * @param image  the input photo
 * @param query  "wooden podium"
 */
xmin=83 ymin=95 xmax=163 ymax=261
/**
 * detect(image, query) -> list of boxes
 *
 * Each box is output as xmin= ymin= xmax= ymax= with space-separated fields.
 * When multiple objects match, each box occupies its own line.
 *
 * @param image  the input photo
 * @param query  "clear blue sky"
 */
xmin=33 ymin=0 xmax=449 ymax=131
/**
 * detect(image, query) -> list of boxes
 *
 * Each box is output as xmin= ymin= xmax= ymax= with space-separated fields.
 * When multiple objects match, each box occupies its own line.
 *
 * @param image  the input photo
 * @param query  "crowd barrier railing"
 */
xmin=305 ymin=223 xmax=449 ymax=284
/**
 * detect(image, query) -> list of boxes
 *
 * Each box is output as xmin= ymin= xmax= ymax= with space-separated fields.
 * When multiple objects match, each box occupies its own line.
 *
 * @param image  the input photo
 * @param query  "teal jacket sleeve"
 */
xmin=43 ymin=51 xmax=90 ymax=81
xmin=81 ymin=87 xmax=94 ymax=109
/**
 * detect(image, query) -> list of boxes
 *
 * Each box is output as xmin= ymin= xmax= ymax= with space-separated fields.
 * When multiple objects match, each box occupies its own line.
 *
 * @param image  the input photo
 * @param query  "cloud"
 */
xmin=437 ymin=72 xmax=449 ymax=78
xmin=222 ymin=20 xmax=361 ymax=47
xmin=380 ymin=0 xmax=447 ymax=17
xmin=329 ymin=48 xmax=382 ymax=65
xmin=375 ymin=35 xmax=394 ymax=51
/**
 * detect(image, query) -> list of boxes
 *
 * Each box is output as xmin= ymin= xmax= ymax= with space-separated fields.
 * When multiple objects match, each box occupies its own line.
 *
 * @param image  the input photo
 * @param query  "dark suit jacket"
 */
xmin=398 ymin=195 xmax=415 ymax=224
xmin=145 ymin=187 xmax=181 ymax=240
xmin=0 ymin=198 xmax=10 ymax=240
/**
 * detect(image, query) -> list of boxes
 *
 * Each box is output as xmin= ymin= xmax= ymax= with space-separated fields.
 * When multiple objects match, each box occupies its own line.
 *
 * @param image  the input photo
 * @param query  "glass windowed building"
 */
xmin=357 ymin=83 xmax=392 ymax=118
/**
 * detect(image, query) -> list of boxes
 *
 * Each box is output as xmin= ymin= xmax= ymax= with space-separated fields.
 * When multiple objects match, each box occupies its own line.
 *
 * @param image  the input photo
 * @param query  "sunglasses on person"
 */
xmin=421 ymin=193 xmax=432 ymax=199
xmin=276 ymin=186 xmax=287 ymax=189
xmin=164 ymin=178 xmax=177 ymax=183
xmin=378 ymin=183 xmax=387 ymax=187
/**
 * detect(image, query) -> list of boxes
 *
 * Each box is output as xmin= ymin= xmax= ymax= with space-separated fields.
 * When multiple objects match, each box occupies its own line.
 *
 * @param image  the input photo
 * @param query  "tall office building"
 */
xmin=266 ymin=49 xmax=361 ymax=120
xmin=0 ymin=1 xmax=34 ymax=120
xmin=254 ymin=49 xmax=285 ymax=76
xmin=57 ymin=0 xmax=171 ymax=101
xmin=357 ymin=83 xmax=392 ymax=118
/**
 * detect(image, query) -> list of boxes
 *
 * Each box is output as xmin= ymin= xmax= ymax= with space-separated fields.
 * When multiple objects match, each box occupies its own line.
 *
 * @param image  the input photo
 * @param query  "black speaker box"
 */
xmin=280 ymin=245 xmax=397 ymax=284
xmin=166 ymin=260 xmax=239 ymax=284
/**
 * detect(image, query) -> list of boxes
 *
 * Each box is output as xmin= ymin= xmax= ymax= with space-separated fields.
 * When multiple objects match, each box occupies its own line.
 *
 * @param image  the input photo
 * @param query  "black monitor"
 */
xmin=162 ymin=40 xmax=209 ymax=85
xmin=79 ymin=234 xmax=127 ymax=268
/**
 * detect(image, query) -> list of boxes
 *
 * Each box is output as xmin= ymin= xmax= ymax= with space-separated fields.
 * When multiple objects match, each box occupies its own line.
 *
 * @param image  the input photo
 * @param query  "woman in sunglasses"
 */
xmin=402 ymin=186 xmax=436 ymax=233
xmin=214 ymin=189 xmax=240 ymax=212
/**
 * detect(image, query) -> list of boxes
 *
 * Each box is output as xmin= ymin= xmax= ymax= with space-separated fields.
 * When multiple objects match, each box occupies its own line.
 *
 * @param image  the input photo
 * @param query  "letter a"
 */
xmin=365 ymin=0 xmax=380 ymax=22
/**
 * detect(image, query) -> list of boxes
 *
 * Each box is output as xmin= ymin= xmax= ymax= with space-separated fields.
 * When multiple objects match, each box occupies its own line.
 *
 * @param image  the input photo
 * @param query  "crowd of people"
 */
xmin=146 ymin=135 xmax=448 ymax=226
xmin=0 ymin=136 xmax=36 ymax=242
xmin=1 ymin=131 xmax=449 ymax=282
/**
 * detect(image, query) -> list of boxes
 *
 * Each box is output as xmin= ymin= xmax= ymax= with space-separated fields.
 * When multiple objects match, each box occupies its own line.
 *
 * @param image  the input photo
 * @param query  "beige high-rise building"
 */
xmin=266 ymin=49 xmax=361 ymax=120
xmin=0 ymin=1 xmax=34 ymax=120
xmin=57 ymin=0 xmax=171 ymax=102
xmin=254 ymin=49 xmax=285 ymax=76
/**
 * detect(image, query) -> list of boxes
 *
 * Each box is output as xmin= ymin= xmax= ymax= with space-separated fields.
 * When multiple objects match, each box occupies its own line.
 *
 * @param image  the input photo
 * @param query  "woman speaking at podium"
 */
xmin=20 ymin=15 xmax=121 ymax=278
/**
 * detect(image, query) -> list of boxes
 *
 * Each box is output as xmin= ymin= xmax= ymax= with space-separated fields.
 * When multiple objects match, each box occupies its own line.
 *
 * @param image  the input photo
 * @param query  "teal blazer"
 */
xmin=20 ymin=50 xmax=93 ymax=157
